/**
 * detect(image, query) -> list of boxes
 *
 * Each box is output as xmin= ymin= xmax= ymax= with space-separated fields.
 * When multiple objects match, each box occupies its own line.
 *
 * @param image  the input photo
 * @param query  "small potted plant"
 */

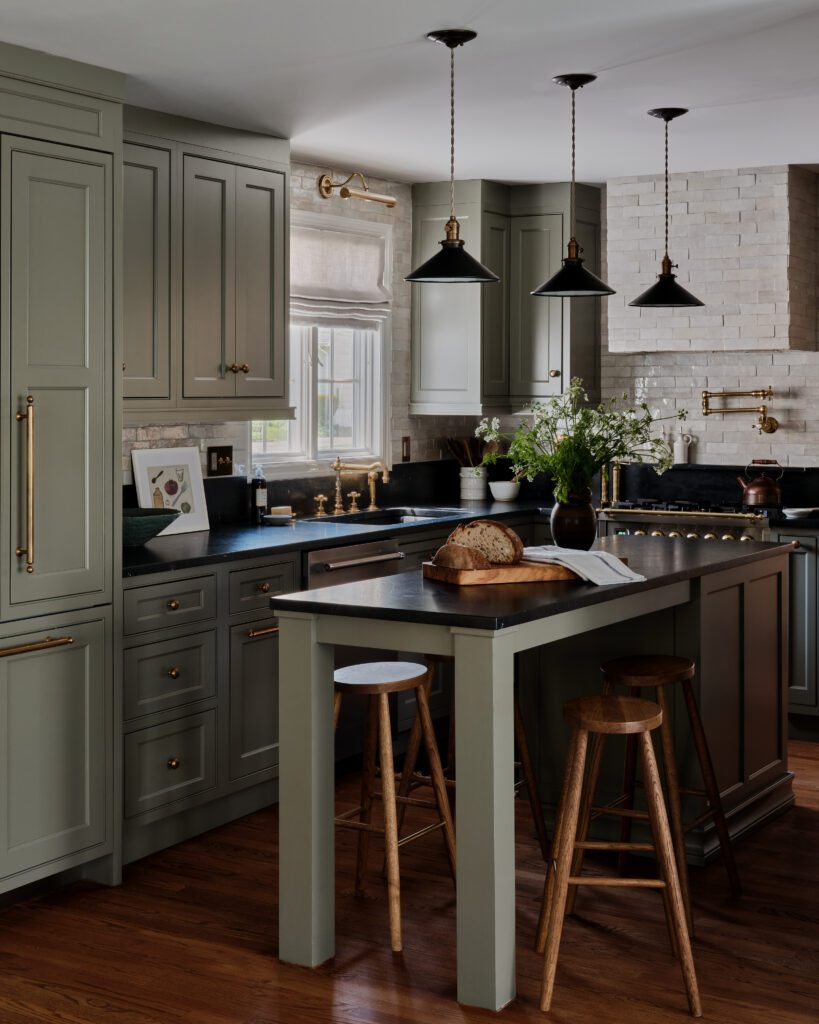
xmin=476 ymin=378 xmax=685 ymax=549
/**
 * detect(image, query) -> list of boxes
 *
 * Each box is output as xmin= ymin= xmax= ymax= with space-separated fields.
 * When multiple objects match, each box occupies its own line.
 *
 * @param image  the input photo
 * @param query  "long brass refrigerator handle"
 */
xmin=0 ymin=635 xmax=74 ymax=659
xmin=15 ymin=395 xmax=34 ymax=574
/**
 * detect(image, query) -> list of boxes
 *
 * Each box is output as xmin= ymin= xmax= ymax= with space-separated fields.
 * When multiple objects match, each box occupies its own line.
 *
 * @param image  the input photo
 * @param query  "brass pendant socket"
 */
xmin=566 ymin=237 xmax=582 ymax=261
xmin=660 ymin=254 xmax=676 ymax=276
xmin=444 ymin=216 xmax=461 ymax=242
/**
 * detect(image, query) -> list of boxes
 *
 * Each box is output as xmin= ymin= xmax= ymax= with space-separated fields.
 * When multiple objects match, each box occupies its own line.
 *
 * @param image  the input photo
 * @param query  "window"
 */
xmin=252 ymin=210 xmax=391 ymax=472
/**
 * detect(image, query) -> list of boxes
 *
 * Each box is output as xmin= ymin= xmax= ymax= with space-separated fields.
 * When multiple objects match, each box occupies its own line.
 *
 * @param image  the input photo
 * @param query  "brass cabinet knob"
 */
xmin=167 ymin=599 xmax=180 ymax=611
xmin=167 ymin=757 xmax=181 ymax=770
xmin=239 ymin=363 xmax=250 ymax=374
xmin=228 ymin=363 xmax=240 ymax=374
xmin=256 ymin=581 xmax=271 ymax=593
xmin=167 ymin=667 xmax=181 ymax=680
xmin=549 ymin=369 xmax=561 ymax=378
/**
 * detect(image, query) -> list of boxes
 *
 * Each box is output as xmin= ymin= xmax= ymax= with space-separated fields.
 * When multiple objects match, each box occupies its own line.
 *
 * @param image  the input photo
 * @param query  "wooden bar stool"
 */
xmin=395 ymin=654 xmax=550 ymax=861
xmin=574 ymin=655 xmax=741 ymax=935
xmin=536 ymin=695 xmax=701 ymax=1017
xmin=333 ymin=661 xmax=456 ymax=953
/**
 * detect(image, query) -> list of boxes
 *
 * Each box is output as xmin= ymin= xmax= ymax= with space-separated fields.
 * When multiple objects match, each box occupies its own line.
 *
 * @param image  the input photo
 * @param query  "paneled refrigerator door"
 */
xmin=1 ymin=137 xmax=112 ymax=620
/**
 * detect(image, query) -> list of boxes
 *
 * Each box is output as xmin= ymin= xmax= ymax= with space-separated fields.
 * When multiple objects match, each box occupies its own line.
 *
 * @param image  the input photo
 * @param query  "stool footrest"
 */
xmin=591 ymin=804 xmax=650 ymax=820
xmin=568 ymin=876 xmax=666 ymax=889
xmin=396 ymin=820 xmax=445 ymax=848
xmin=574 ymin=840 xmax=654 ymax=852
xmin=336 ymin=817 xmax=381 ymax=834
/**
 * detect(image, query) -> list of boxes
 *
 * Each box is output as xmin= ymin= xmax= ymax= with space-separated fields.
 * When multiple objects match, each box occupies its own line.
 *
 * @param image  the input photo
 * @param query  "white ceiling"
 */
xmin=1 ymin=0 xmax=819 ymax=183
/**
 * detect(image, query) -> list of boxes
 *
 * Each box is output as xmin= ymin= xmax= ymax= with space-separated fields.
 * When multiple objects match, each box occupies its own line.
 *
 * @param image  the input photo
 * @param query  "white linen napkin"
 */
xmin=522 ymin=545 xmax=646 ymax=585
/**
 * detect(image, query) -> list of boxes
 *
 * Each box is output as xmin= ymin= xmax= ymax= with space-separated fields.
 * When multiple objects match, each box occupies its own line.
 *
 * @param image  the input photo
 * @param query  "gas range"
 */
xmin=597 ymin=499 xmax=771 ymax=542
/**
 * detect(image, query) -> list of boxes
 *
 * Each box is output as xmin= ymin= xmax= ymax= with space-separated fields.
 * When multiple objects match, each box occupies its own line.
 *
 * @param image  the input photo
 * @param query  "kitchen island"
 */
xmin=272 ymin=536 xmax=793 ymax=1011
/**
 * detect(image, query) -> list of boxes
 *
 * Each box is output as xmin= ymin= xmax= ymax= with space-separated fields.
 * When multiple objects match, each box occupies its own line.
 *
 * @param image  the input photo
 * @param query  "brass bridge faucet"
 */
xmin=330 ymin=456 xmax=391 ymax=513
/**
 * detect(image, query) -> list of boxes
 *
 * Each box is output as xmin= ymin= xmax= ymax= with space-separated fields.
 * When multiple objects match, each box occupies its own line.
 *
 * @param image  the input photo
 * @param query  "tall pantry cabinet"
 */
xmin=0 ymin=44 xmax=122 ymax=893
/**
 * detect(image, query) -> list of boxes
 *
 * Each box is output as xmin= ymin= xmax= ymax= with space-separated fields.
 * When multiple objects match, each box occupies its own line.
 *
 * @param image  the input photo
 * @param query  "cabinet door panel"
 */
xmin=235 ymin=166 xmax=286 ymax=398
xmin=229 ymin=620 xmax=279 ymax=781
xmin=778 ymin=533 xmax=818 ymax=710
xmin=123 ymin=142 xmax=171 ymax=399
xmin=3 ymin=138 xmax=110 ymax=618
xmin=481 ymin=212 xmax=510 ymax=400
xmin=510 ymin=214 xmax=563 ymax=400
xmin=0 ymin=618 xmax=107 ymax=880
xmin=182 ymin=156 xmax=235 ymax=398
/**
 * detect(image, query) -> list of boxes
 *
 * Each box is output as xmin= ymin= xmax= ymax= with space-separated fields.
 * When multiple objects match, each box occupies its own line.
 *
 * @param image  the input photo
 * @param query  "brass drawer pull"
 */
xmin=247 ymin=625 xmax=280 ymax=639
xmin=167 ymin=599 xmax=180 ymax=611
xmin=15 ymin=395 xmax=34 ymax=574
xmin=256 ymin=581 xmax=271 ymax=593
xmin=167 ymin=757 xmax=181 ymax=770
xmin=167 ymin=667 xmax=181 ymax=680
xmin=0 ymin=635 xmax=74 ymax=659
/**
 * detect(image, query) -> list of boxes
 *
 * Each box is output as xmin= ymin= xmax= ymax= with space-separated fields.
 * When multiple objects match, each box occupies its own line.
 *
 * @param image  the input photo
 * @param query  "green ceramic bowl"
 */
xmin=122 ymin=507 xmax=181 ymax=546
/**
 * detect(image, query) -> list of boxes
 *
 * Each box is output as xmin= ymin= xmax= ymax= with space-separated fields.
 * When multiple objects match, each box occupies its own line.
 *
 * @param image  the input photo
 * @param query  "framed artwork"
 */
xmin=131 ymin=447 xmax=210 ymax=535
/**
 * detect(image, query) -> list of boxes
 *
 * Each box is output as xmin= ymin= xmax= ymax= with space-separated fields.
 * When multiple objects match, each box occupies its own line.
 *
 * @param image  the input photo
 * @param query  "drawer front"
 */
xmin=228 ymin=560 xmax=295 ymax=616
xmin=124 ymin=710 xmax=217 ymax=817
xmin=123 ymin=630 xmax=217 ymax=720
xmin=123 ymin=575 xmax=216 ymax=635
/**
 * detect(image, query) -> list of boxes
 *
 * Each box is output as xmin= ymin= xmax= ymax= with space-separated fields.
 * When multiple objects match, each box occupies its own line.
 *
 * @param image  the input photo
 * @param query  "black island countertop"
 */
xmin=270 ymin=534 xmax=795 ymax=631
xmin=121 ymin=500 xmax=547 ymax=577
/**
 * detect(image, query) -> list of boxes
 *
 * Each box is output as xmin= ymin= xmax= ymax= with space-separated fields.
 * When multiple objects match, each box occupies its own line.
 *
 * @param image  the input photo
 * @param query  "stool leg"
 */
xmin=354 ymin=696 xmax=379 ymax=897
xmin=617 ymin=685 xmax=640 ymax=875
xmin=395 ymin=704 xmax=423 ymax=837
xmin=539 ymin=727 xmax=588 ymax=1011
xmin=640 ymin=732 xmax=702 ymax=1018
xmin=514 ymin=683 xmax=550 ymax=862
xmin=655 ymin=686 xmax=694 ymax=937
xmin=417 ymin=682 xmax=457 ymax=883
xmin=565 ymin=732 xmax=606 ymax=916
xmin=378 ymin=693 xmax=402 ymax=953
xmin=682 ymin=677 xmax=742 ymax=899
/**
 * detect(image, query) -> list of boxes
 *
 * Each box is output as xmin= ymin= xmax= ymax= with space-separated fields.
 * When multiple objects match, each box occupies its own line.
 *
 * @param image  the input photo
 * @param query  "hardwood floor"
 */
xmin=0 ymin=742 xmax=816 ymax=1023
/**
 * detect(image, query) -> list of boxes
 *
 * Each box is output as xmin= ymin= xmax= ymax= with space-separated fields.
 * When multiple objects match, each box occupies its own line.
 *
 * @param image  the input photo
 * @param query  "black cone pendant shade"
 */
xmin=532 ymin=73 xmax=614 ymax=297
xmin=406 ymin=30 xmax=499 ymax=284
xmin=630 ymin=108 xmax=703 ymax=308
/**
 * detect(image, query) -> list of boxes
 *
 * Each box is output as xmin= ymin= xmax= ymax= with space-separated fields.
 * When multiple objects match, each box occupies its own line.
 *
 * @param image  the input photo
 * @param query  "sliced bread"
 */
xmin=432 ymin=543 xmax=492 ymax=570
xmin=447 ymin=519 xmax=524 ymax=565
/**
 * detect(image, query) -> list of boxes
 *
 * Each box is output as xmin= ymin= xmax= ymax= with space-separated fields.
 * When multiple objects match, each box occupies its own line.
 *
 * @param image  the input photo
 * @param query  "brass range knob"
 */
xmin=721 ymin=533 xmax=736 ymax=541
xmin=167 ymin=667 xmax=181 ymax=680
xmin=167 ymin=599 xmax=180 ymax=611
xmin=167 ymin=757 xmax=181 ymax=770
xmin=256 ymin=581 xmax=271 ymax=593
xmin=739 ymin=534 xmax=754 ymax=542
xmin=633 ymin=529 xmax=647 ymax=536
xmin=703 ymin=532 xmax=718 ymax=540
xmin=650 ymin=529 xmax=665 ymax=537
xmin=686 ymin=532 xmax=700 ymax=540
xmin=668 ymin=530 xmax=682 ymax=539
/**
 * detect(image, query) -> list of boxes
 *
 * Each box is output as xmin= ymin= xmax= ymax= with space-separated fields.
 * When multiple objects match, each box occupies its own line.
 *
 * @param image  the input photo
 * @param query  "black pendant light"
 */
xmin=532 ymin=74 xmax=614 ymax=297
xmin=406 ymin=30 xmax=499 ymax=284
xmin=630 ymin=108 xmax=703 ymax=307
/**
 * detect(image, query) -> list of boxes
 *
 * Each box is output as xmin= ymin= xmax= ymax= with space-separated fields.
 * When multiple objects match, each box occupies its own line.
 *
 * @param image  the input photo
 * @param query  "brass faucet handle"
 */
xmin=314 ymin=494 xmax=328 ymax=517
xmin=347 ymin=490 xmax=361 ymax=513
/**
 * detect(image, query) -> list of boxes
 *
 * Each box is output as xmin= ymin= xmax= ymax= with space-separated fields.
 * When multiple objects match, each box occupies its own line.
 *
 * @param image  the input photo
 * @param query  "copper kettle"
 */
xmin=736 ymin=459 xmax=783 ymax=507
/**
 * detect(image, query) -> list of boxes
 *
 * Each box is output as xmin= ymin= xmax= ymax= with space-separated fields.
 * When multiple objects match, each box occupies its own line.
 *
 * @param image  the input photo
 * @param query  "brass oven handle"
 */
xmin=167 ymin=599 xmax=180 ymax=611
xmin=15 ymin=395 xmax=34 ymax=574
xmin=167 ymin=667 xmax=181 ymax=680
xmin=256 ymin=581 xmax=271 ymax=593
xmin=167 ymin=757 xmax=181 ymax=770
xmin=247 ymin=625 xmax=280 ymax=639
xmin=0 ymin=635 xmax=74 ymax=659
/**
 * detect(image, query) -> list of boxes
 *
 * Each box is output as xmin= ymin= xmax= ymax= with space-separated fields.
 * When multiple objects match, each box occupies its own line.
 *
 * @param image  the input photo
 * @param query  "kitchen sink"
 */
xmin=307 ymin=506 xmax=464 ymax=525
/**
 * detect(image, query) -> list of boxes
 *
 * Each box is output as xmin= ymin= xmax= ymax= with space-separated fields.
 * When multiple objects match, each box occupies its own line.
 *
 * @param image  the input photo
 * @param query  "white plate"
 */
xmin=263 ymin=514 xmax=295 ymax=526
xmin=782 ymin=508 xmax=817 ymax=519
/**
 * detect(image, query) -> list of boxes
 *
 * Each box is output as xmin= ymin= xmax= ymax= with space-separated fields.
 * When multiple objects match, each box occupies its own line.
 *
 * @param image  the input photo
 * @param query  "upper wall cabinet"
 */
xmin=410 ymin=180 xmax=602 ymax=415
xmin=123 ymin=107 xmax=291 ymax=422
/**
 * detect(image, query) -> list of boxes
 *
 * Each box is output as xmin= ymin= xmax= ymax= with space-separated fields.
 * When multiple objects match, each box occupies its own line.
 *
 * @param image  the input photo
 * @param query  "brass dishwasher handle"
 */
xmin=167 ymin=599 xmax=180 ymax=611
xmin=15 ymin=395 xmax=34 ymax=574
xmin=247 ymin=625 xmax=280 ymax=639
xmin=167 ymin=667 xmax=181 ymax=680
xmin=323 ymin=551 xmax=405 ymax=572
xmin=0 ymin=635 xmax=73 ymax=658
xmin=167 ymin=757 xmax=181 ymax=770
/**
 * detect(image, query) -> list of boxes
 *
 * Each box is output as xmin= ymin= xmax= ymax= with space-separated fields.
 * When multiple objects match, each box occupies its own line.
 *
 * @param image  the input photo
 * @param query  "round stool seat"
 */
xmin=564 ymin=695 xmax=662 ymax=735
xmin=334 ymin=661 xmax=429 ymax=695
xmin=602 ymin=654 xmax=695 ymax=688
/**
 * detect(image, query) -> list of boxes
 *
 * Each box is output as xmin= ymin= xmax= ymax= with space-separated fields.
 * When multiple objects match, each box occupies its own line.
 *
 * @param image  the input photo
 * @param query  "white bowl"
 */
xmin=489 ymin=481 xmax=520 ymax=502
xmin=782 ymin=508 xmax=816 ymax=519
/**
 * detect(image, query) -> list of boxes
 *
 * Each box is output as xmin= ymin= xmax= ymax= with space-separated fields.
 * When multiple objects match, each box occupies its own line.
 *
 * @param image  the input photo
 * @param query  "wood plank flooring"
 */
xmin=0 ymin=742 xmax=816 ymax=1023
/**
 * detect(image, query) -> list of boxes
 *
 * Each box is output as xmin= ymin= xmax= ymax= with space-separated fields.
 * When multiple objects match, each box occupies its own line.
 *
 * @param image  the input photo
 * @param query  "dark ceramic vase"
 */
xmin=550 ymin=489 xmax=597 ymax=550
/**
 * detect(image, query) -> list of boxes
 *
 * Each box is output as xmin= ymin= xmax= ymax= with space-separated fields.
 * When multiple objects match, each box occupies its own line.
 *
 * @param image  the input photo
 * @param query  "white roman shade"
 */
xmin=290 ymin=210 xmax=392 ymax=306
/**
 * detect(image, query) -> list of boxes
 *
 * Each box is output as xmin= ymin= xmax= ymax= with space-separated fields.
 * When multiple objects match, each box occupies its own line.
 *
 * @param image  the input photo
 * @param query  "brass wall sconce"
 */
xmin=702 ymin=387 xmax=779 ymax=434
xmin=318 ymin=172 xmax=396 ymax=208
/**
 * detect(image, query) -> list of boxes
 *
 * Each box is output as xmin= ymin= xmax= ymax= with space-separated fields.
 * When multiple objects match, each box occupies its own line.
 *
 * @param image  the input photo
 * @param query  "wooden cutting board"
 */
xmin=422 ymin=559 xmax=582 ymax=586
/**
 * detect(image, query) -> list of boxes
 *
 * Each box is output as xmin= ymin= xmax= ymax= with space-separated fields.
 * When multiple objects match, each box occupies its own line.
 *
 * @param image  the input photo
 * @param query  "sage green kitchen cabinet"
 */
xmin=123 ymin=141 xmax=171 ymax=399
xmin=771 ymin=529 xmax=819 ymax=715
xmin=1 ymin=136 xmax=112 ymax=620
xmin=123 ymin=107 xmax=292 ymax=421
xmin=0 ymin=613 xmax=110 ymax=893
xmin=410 ymin=179 xmax=603 ymax=414
xmin=228 ymin=619 xmax=280 ymax=781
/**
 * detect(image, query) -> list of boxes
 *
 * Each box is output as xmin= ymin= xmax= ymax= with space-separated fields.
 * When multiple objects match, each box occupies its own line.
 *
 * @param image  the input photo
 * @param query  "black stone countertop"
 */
xmin=270 ymin=535 xmax=794 ymax=631
xmin=121 ymin=500 xmax=547 ymax=578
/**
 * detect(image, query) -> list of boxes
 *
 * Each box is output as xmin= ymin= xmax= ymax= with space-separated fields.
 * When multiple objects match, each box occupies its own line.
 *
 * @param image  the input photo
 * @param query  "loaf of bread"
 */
xmin=447 ymin=519 xmax=524 ymax=565
xmin=432 ymin=543 xmax=492 ymax=570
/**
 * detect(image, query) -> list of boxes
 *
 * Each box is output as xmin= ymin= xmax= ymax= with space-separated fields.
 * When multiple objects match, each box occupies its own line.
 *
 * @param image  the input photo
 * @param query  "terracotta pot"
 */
xmin=550 ymin=490 xmax=597 ymax=550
